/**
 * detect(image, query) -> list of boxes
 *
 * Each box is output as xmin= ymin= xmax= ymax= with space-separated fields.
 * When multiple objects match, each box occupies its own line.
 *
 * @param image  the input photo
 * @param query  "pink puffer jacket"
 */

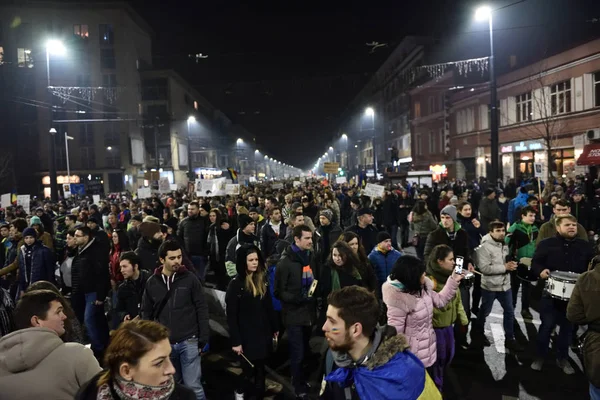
xmin=382 ymin=276 xmax=459 ymax=367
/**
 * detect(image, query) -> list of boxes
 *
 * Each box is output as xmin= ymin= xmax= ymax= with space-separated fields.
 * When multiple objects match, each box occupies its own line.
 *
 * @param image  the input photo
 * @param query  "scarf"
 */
xmin=331 ymin=266 xmax=362 ymax=291
xmin=426 ymin=259 xmax=451 ymax=292
xmin=292 ymin=244 xmax=314 ymax=298
xmin=96 ymin=376 xmax=175 ymax=400
xmin=376 ymin=244 xmax=389 ymax=254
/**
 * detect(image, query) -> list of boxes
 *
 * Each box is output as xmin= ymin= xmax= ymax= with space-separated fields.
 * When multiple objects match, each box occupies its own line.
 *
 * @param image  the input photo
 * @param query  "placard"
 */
xmin=272 ymin=183 xmax=284 ymax=190
xmin=170 ymin=184 xmax=178 ymax=191
xmin=293 ymin=181 xmax=302 ymax=188
xmin=195 ymin=178 xmax=227 ymax=197
xmin=137 ymin=187 xmax=151 ymax=199
xmin=225 ymin=184 xmax=240 ymax=195
xmin=534 ymin=162 xmax=543 ymax=178
xmin=158 ymin=177 xmax=171 ymax=193
xmin=335 ymin=177 xmax=347 ymax=184
xmin=17 ymin=195 xmax=30 ymax=214
xmin=363 ymin=183 xmax=385 ymax=198
xmin=63 ymin=184 xmax=71 ymax=198
xmin=323 ymin=162 xmax=339 ymax=174
xmin=1 ymin=193 xmax=11 ymax=208
xmin=92 ymin=194 xmax=101 ymax=205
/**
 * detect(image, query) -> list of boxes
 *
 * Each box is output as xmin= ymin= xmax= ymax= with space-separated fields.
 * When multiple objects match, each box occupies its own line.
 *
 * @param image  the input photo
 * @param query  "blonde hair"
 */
xmin=246 ymin=268 xmax=267 ymax=298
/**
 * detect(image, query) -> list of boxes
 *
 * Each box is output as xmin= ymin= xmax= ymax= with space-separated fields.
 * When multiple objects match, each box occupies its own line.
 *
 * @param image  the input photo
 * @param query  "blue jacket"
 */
xmin=507 ymin=191 xmax=530 ymax=224
xmin=368 ymin=247 xmax=402 ymax=288
xmin=18 ymin=241 xmax=55 ymax=291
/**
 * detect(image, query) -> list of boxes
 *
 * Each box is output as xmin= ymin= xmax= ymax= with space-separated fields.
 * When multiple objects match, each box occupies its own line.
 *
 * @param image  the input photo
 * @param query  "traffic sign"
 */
xmin=323 ymin=162 xmax=339 ymax=174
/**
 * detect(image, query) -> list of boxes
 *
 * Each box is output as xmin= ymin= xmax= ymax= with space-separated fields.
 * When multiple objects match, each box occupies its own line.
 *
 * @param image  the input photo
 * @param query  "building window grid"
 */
xmin=17 ymin=48 xmax=34 ymax=68
xmin=99 ymin=24 xmax=114 ymax=45
xmin=73 ymin=24 xmax=89 ymax=39
xmin=81 ymin=147 xmax=96 ymax=168
xmin=550 ymin=80 xmax=572 ymax=115
xmin=516 ymin=92 xmax=532 ymax=122
xmin=414 ymin=102 xmax=421 ymax=119
xmin=594 ymin=72 xmax=600 ymax=108
xmin=428 ymin=131 xmax=435 ymax=154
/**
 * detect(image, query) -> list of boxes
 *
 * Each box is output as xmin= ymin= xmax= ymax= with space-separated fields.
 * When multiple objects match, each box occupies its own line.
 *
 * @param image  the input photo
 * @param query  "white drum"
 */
xmin=545 ymin=271 xmax=580 ymax=301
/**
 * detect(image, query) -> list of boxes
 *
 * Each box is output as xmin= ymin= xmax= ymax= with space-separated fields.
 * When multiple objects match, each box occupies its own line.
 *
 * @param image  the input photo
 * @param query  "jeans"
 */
xmin=84 ymin=292 xmax=109 ymax=354
xmin=191 ymin=256 xmax=208 ymax=282
xmin=171 ymin=338 xmax=205 ymax=400
xmin=536 ymin=296 xmax=572 ymax=360
xmin=476 ymin=289 xmax=515 ymax=340
xmin=287 ymin=325 xmax=312 ymax=395
xmin=591 ymin=383 xmax=600 ymax=400
xmin=510 ymin=271 xmax=530 ymax=310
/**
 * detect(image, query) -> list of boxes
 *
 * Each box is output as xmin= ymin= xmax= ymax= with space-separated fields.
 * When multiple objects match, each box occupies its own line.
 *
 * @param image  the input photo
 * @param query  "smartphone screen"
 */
xmin=455 ymin=256 xmax=464 ymax=274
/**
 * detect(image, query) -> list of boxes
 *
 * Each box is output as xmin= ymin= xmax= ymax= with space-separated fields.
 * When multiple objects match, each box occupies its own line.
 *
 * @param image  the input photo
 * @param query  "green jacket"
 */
xmin=426 ymin=258 xmax=468 ymax=328
xmin=506 ymin=221 xmax=538 ymax=260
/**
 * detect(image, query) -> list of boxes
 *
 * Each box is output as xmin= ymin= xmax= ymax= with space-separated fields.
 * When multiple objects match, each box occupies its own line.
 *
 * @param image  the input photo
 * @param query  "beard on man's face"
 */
xmin=326 ymin=330 xmax=353 ymax=353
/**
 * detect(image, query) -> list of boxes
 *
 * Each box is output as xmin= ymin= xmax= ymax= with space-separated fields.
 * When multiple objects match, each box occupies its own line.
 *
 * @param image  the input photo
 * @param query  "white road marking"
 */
xmin=490 ymin=323 xmax=506 ymax=354
xmin=487 ymin=312 xmax=541 ymax=326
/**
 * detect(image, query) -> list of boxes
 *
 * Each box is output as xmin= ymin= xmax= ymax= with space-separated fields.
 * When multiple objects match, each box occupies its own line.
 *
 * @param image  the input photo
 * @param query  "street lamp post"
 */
xmin=236 ymin=138 xmax=243 ymax=174
xmin=475 ymin=5 xmax=499 ymax=184
xmin=187 ymin=116 xmax=196 ymax=181
xmin=365 ymin=107 xmax=377 ymax=179
xmin=65 ymin=133 xmax=74 ymax=183
xmin=48 ymin=128 xmax=58 ymax=201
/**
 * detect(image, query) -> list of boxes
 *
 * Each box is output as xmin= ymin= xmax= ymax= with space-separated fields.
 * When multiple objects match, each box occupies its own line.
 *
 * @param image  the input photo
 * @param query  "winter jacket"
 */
xmin=382 ymin=276 xmax=459 ymax=367
xmin=571 ymin=200 xmax=593 ymax=231
xmin=0 ymin=327 xmax=101 ymax=400
xmin=225 ymin=230 xmax=260 ymax=276
xmin=426 ymin=260 xmax=469 ymax=329
xmin=315 ymin=223 xmax=343 ymax=265
xmin=531 ymin=234 xmax=593 ymax=279
xmin=274 ymin=245 xmax=319 ymax=327
xmin=566 ymin=266 xmax=600 ymax=388
xmin=127 ymin=226 xmax=141 ymax=251
xmin=410 ymin=211 xmax=438 ymax=238
xmin=76 ymin=372 xmax=195 ymax=400
xmin=424 ymin=224 xmax=471 ymax=266
xmin=322 ymin=325 xmax=441 ymax=400
xmin=457 ymin=215 xmax=485 ymax=251
xmin=367 ymin=247 xmax=402 ymax=288
xmin=506 ymin=221 xmax=538 ymax=260
xmin=141 ymin=266 xmax=210 ymax=346
xmin=478 ymin=197 xmax=501 ymax=232
xmin=71 ymin=238 xmax=110 ymax=301
xmin=260 ymin=221 xmax=287 ymax=259
xmin=135 ymin=237 xmax=161 ymax=272
xmin=474 ymin=234 xmax=510 ymax=292
xmin=507 ymin=191 xmax=529 ymax=224
xmin=536 ymin=214 xmax=588 ymax=244
xmin=116 ymin=269 xmax=150 ymax=321
xmin=18 ymin=241 xmax=55 ymax=292
xmin=226 ymin=265 xmax=278 ymax=361
xmin=177 ymin=215 xmax=209 ymax=256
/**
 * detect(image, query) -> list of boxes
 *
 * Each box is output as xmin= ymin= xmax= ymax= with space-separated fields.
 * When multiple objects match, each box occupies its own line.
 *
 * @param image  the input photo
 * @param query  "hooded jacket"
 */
xmin=423 ymin=223 xmax=470 ymax=266
xmin=474 ymin=234 xmax=510 ymax=292
xmin=18 ymin=241 xmax=55 ymax=292
xmin=506 ymin=221 xmax=538 ymax=260
xmin=382 ymin=276 xmax=459 ymax=367
xmin=322 ymin=325 xmax=441 ymax=400
xmin=225 ymin=260 xmax=278 ymax=361
xmin=0 ymin=327 xmax=101 ymax=399
xmin=507 ymin=190 xmax=529 ymax=224
xmin=367 ymin=246 xmax=402 ymax=288
xmin=141 ymin=266 xmax=209 ymax=347
xmin=426 ymin=260 xmax=469 ymax=329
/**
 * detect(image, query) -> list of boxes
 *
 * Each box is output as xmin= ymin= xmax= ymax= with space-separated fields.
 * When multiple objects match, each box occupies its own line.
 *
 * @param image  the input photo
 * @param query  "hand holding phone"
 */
xmin=454 ymin=256 xmax=464 ymax=275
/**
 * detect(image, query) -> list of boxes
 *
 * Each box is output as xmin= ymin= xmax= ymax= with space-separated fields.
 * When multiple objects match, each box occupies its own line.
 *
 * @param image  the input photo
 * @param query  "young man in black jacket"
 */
xmin=141 ymin=240 xmax=209 ymax=400
xmin=116 ymin=251 xmax=149 ymax=321
xmin=274 ymin=224 xmax=319 ymax=399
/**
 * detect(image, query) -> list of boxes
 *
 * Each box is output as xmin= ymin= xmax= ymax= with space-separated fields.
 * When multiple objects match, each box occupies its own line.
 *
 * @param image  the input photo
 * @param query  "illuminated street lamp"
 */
xmin=186 ymin=116 xmax=196 ymax=180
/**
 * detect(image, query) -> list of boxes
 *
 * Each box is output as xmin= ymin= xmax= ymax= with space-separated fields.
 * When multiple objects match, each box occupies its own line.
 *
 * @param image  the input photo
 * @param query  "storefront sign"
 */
xmin=501 ymin=140 xmax=544 ymax=153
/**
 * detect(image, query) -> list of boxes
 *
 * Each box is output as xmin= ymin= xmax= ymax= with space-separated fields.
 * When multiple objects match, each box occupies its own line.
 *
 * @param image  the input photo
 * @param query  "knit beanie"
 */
xmin=30 ymin=216 xmax=42 ymax=227
xmin=201 ymin=203 xmax=211 ymax=213
xmin=23 ymin=227 xmax=37 ymax=238
xmin=441 ymin=205 xmax=458 ymax=222
xmin=139 ymin=221 xmax=161 ymax=239
xmin=238 ymin=214 xmax=254 ymax=231
xmin=376 ymin=231 xmax=392 ymax=244
xmin=319 ymin=209 xmax=333 ymax=223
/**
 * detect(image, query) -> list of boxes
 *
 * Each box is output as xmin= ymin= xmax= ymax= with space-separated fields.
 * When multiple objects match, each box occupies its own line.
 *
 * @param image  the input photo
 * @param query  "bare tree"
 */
xmin=0 ymin=153 xmax=14 ymax=190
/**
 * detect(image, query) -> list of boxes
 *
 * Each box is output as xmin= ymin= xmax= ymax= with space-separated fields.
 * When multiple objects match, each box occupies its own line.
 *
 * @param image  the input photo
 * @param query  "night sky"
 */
xmin=131 ymin=0 xmax=600 ymax=170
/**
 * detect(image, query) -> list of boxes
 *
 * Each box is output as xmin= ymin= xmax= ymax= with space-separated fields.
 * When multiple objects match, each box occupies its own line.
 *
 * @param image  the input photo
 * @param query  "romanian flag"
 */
xmin=227 ymin=168 xmax=238 ymax=183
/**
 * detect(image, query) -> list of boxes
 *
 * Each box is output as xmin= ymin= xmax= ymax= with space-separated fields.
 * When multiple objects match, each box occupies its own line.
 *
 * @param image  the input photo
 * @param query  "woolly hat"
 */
xmin=200 ymin=203 xmax=211 ymax=213
xmin=484 ymin=188 xmax=495 ymax=197
xmin=23 ymin=227 xmax=37 ymax=239
xmin=441 ymin=205 xmax=457 ymax=222
xmin=139 ymin=221 xmax=161 ymax=239
xmin=143 ymin=215 xmax=160 ymax=224
xmin=238 ymin=214 xmax=254 ymax=231
xmin=87 ymin=214 xmax=102 ymax=225
xmin=319 ymin=209 xmax=333 ymax=223
xmin=30 ymin=216 xmax=42 ymax=227
xmin=376 ymin=231 xmax=391 ymax=243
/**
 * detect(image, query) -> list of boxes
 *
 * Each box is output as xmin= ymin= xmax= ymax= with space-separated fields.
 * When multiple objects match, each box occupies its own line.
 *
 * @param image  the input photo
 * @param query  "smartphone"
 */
xmin=455 ymin=256 xmax=464 ymax=275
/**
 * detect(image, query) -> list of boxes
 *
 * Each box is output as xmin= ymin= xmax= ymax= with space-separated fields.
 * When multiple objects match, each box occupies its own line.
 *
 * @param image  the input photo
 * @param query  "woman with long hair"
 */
xmin=410 ymin=200 xmax=438 ymax=260
xmin=337 ymin=231 xmax=370 ymax=268
xmin=382 ymin=255 xmax=463 ymax=374
xmin=76 ymin=320 xmax=195 ymax=400
xmin=226 ymin=244 xmax=278 ymax=399
xmin=425 ymin=245 xmax=469 ymax=391
xmin=208 ymin=208 xmax=235 ymax=290
xmin=110 ymin=229 xmax=130 ymax=329
xmin=25 ymin=280 xmax=85 ymax=344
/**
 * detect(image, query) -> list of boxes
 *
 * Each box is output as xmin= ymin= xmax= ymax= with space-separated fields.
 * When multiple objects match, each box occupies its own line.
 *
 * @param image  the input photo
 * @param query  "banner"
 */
xmin=137 ymin=187 xmax=152 ymax=199
xmin=293 ymin=181 xmax=302 ymax=188
xmin=363 ymin=183 xmax=385 ymax=198
xmin=225 ymin=184 xmax=240 ymax=195
xmin=17 ymin=195 xmax=30 ymax=214
xmin=1 ymin=193 xmax=11 ymax=208
xmin=336 ymin=177 xmax=347 ymax=184
xmin=195 ymin=178 xmax=227 ymax=197
xmin=272 ymin=183 xmax=284 ymax=190
xmin=92 ymin=195 xmax=101 ymax=205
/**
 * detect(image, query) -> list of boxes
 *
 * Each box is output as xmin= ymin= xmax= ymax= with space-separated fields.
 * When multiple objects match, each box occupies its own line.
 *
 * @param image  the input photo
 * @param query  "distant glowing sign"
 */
xmin=429 ymin=164 xmax=447 ymax=175
xmin=501 ymin=146 xmax=513 ymax=153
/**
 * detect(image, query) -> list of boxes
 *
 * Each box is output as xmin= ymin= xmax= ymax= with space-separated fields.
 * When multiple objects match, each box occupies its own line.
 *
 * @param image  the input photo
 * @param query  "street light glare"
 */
xmin=329 ymin=146 xmax=334 ymax=151
xmin=236 ymin=138 xmax=243 ymax=144
xmin=46 ymin=39 xmax=66 ymax=55
xmin=475 ymin=5 xmax=492 ymax=21
xmin=187 ymin=116 xmax=196 ymax=122
xmin=365 ymin=107 xmax=374 ymax=117
xmin=342 ymin=134 xmax=348 ymax=140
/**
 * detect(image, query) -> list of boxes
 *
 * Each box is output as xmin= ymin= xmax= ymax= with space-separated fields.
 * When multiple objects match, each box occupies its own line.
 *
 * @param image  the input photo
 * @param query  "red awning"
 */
xmin=577 ymin=144 xmax=600 ymax=166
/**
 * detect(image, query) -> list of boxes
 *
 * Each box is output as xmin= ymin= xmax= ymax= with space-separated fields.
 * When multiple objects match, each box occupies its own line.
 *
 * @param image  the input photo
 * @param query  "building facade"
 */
xmin=450 ymin=39 xmax=600 ymax=182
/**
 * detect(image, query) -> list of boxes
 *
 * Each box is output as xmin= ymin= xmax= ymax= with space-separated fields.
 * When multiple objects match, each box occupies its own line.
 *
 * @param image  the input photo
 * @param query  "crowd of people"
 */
xmin=0 ymin=174 xmax=598 ymax=400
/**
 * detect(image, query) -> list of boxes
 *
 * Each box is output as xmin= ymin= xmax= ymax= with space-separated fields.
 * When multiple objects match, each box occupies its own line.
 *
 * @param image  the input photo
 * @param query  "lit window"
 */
xmin=73 ymin=24 xmax=89 ymax=39
xmin=550 ymin=80 xmax=572 ymax=115
xmin=194 ymin=101 xmax=198 ymax=110
xmin=17 ymin=48 xmax=34 ymax=68
xmin=516 ymin=92 xmax=532 ymax=122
